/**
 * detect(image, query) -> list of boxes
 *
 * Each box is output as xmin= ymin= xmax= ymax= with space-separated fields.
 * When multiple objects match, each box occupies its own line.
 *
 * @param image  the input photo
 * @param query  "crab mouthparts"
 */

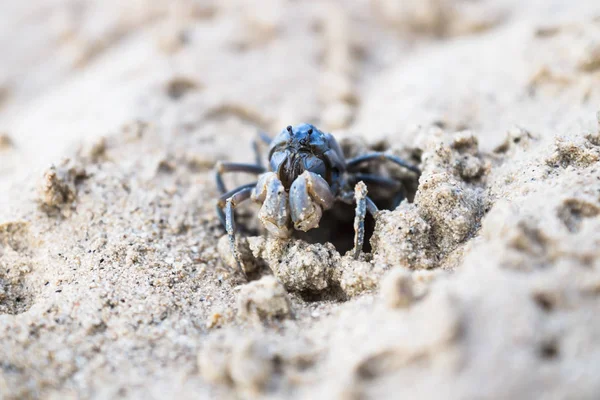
xmin=277 ymin=153 xmax=307 ymax=190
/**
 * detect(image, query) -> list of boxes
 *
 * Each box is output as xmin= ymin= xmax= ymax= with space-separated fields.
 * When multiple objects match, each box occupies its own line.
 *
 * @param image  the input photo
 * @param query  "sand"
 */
xmin=1 ymin=0 xmax=600 ymax=399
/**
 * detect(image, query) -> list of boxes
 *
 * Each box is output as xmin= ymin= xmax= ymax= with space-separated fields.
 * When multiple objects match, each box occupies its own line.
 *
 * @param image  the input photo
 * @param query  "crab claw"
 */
xmin=252 ymin=172 xmax=292 ymax=238
xmin=289 ymin=171 xmax=335 ymax=231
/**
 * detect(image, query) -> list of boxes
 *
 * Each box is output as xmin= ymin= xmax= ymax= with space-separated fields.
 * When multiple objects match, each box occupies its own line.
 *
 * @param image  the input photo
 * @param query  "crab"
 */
xmin=216 ymin=124 xmax=420 ymax=275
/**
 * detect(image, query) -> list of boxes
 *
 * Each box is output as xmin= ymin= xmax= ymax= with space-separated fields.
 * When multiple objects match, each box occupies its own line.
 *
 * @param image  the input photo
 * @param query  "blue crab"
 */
xmin=216 ymin=124 xmax=420 ymax=275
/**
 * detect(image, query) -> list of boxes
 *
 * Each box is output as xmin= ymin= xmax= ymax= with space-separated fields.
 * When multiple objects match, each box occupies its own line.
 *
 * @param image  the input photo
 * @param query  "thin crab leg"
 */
xmin=216 ymin=182 xmax=257 ymax=227
xmin=220 ymin=185 xmax=255 ymax=276
xmin=252 ymin=131 xmax=272 ymax=167
xmin=352 ymin=181 xmax=378 ymax=259
xmin=215 ymin=162 xmax=265 ymax=194
xmin=252 ymin=131 xmax=272 ymax=168
xmin=345 ymin=152 xmax=421 ymax=175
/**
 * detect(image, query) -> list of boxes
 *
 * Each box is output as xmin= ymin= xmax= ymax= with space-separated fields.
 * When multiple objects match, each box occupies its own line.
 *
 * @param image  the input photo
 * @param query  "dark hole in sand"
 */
xmin=294 ymin=203 xmax=375 ymax=254
xmin=236 ymin=174 xmax=419 ymax=255
xmin=539 ymin=339 xmax=559 ymax=360
xmin=532 ymin=292 xmax=555 ymax=312
xmin=166 ymin=77 xmax=200 ymax=100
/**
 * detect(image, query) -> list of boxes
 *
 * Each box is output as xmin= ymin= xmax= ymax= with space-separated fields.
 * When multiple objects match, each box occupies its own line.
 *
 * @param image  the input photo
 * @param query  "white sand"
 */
xmin=1 ymin=1 xmax=600 ymax=399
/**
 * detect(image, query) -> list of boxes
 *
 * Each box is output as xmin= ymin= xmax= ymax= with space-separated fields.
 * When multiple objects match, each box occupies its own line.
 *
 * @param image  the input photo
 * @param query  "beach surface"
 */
xmin=1 ymin=1 xmax=600 ymax=398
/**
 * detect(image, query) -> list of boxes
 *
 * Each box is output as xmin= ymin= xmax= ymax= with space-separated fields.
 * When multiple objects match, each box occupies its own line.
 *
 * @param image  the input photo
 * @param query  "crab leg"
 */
xmin=346 ymin=152 xmax=421 ymax=175
xmin=252 ymin=131 xmax=272 ymax=168
xmin=352 ymin=181 xmax=378 ymax=259
xmin=218 ymin=185 xmax=254 ymax=275
xmin=216 ymin=183 xmax=256 ymax=227
xmin=215 ymin=162 xmax=265 ymax=194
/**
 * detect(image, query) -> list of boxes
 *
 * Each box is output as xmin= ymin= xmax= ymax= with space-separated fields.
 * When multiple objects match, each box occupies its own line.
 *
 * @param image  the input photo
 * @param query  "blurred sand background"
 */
xmin=1 ymin=0 xmax=600 ymax=399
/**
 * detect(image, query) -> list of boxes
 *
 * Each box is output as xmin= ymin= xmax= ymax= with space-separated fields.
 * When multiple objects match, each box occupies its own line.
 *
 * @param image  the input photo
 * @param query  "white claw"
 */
xmin=253 ymin=172 xmax=292 ymax=238
xmin=290 ymin=171 xmax=334 ymax=232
